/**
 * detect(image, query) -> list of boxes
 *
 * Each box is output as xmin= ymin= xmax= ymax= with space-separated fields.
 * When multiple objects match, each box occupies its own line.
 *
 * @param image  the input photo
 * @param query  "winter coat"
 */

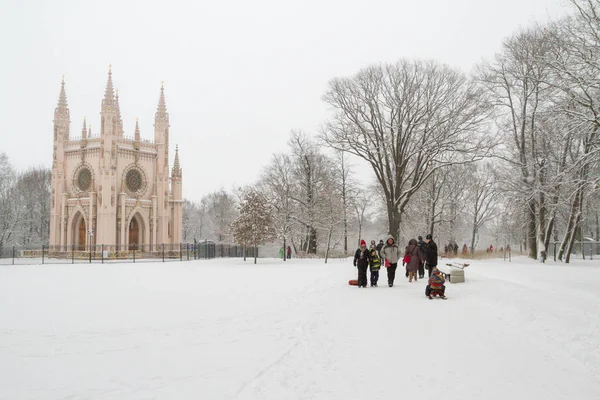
xmin=354 ymin=248 xmax=371 ymax=269
xmin=404 ymin=243 xmax=423 ymax=273
xmin=417 ymin=239 xmax=426 ymax=264
xmin=380 ymin=235 xmax=401 ymax=264
xmin=369 ymin=248 xmax=381 ymax=271
xmin=429 ymin=268 xmax=445 ymax=289
xmin=424 ymin=240 xmax=438 ymax=266
xmin=376 ymin=242 xmax=384 ymax=253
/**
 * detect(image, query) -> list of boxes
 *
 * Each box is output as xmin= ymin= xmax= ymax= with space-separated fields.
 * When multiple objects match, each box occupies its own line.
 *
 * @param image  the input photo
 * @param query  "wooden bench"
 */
xmin=441 ymin=263 xmax=469 ymax=283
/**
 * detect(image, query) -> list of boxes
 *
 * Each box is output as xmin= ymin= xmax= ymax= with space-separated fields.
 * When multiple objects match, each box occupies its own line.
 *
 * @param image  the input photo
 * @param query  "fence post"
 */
xmin=180 ymin=243 xmax=183 ymax=261
xmin=12 ymin=246 xmax=15 ymax=265
xmin=187 ymin=244 xmax=190 ymax=261
xmin=133 ymin=247 xmax=136 ymax=263
xmin=89 ymin=246 xmax=92 ymax=263
xmin=102 ymin=244 xmax=104 ymax=264
xmin=72 ymin=244 xmax=74 ymax=264
xmin=42 ymin=245 xmax=45 ymax=264
xmin=162 ymin=243 xmax=165 ymax=262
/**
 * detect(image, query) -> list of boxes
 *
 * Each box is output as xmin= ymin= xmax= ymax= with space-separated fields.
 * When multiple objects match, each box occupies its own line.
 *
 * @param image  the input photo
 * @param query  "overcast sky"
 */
xmin=1 ymin=0 xmax=569 ymax=202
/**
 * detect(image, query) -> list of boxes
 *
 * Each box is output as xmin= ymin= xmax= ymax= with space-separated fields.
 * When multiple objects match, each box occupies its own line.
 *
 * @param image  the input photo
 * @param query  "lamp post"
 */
xmin=88 ymin=230 xmax=94 ymax=262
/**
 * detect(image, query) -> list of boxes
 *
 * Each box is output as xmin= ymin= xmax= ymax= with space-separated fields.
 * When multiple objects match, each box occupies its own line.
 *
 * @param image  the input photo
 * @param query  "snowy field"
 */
xmin=1 ymin=257 xmax=599 ymax=400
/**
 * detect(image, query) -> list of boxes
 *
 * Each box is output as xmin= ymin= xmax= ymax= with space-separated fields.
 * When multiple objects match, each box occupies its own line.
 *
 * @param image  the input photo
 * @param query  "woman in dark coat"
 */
xmin=404 ymin=238 xmax=424 ymax=283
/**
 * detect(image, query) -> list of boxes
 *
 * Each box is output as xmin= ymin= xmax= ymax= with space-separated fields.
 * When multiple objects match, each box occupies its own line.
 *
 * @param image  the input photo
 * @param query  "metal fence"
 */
xmin=0 ymin=242 xmax=257 ymax=265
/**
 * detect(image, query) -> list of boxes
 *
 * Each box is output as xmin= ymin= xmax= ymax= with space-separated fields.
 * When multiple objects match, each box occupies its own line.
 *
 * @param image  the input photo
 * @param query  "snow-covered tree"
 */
xmin=231 ymin=188 xmax=276 ymax=264
xmin=321 ymin=60 xmax=493 ymax=239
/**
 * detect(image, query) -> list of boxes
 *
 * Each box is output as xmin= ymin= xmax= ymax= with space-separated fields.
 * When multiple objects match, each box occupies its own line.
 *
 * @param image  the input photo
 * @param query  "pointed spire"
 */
xmin=115 ymin=88 xmax=124 ymax=135
xmin=88 ymin=124 xmax=92 ymax=138
xmin=55 ymin=75 xmax=70 ymax=119
xmin=172 ymin=145 xmax=182 ymax=178
xmin=134 ymin=117 xmax=140 ymax=141
xmin=81 ymin=116 xmax=87 ymax=139
xmin=155 ymin=81 xmax=169 ymax=123
xmin=102 ymin=64 xmax=116 ymax=108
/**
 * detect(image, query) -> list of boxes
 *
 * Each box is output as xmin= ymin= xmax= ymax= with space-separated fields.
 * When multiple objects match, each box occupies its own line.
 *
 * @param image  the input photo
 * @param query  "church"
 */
xmin=49 ymin=66 xmax=183 ymax=250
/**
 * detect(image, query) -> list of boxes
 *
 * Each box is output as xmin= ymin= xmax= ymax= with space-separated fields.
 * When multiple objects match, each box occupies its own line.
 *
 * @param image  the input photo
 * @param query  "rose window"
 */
xmin=77 ymin=168 xmax=92 ymax=191
xmin=126 ymin=169 xmax=143 ymax=193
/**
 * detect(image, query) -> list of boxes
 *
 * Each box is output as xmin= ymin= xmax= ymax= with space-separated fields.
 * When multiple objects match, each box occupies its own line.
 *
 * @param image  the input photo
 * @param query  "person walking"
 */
xmin=353 ymin=240 xmax=371 ymax=288
xmin=286 ymin=246 xmax=292 ymax=260
xmin=369 ymin=247 xmax=381 ymax=287
xmin=417 ymin=236 xmax=426 ymax=279
xmin=380 ymin=235 xmax=400 ymax=287
xmin=424 ymin=234 xmax=438 ymax=277
xmin=404 ymin=238 xmax=424 ymax=283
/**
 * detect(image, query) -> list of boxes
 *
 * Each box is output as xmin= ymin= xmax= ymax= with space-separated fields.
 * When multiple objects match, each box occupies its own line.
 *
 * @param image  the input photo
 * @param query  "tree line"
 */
xmin=3 ymin=0 xmax=599 ymax=263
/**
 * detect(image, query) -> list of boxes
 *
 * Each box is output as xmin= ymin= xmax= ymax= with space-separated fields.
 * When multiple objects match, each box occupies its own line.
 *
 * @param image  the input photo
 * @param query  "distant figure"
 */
xmin=376 ymin=239 xmax=384 ymax=255
xmin=424 ymin=234 xmax=438 ymax=277
xmin=354 ymin=240 xmax=371 ymax=288
xmin=279 ymin=247 xmax=284 ymax=259
xmin=287 ymin=246 xmax=292 ymax=260
xmin=417 ymin=236 xmax=426 ymax=279
xmin=370 ymin=240 xmax=377 ymax=250
xmin=462 ymin=244 xmax=468 ymax=255
xmin=404 ymin=238 xmax=424 ymax=283
xmin=489 ymin=244 xmax=494 ymax=253
xmin=453 ymin=242 xmax=459 ymax=256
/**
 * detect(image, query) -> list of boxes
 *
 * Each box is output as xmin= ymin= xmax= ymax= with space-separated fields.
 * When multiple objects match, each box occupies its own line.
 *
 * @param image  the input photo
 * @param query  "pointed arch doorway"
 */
xmin=72 ymin=212 xmax=87 ymax=250
xmin=128 ymin=213 xmax=144 ymax=250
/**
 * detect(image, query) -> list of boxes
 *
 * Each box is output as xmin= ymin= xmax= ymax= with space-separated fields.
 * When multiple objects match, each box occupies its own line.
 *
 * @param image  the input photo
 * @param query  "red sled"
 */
xmin=348 ymin=279 xmax=358 ymax=286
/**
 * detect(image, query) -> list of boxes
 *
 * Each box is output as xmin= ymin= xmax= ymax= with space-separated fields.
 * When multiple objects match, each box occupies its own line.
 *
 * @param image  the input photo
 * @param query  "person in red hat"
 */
xmin=353 ymin=239 xmax=371 ymax=288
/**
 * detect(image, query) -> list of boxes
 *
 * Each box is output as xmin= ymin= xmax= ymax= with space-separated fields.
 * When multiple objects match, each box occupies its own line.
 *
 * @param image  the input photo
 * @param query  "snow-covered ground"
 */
xmin=1 ymin=257 xmax=599 ymax=399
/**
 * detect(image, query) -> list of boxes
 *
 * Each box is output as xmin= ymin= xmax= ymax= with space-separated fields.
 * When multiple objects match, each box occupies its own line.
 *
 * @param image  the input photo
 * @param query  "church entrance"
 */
xmin=128 ymin=216 xmax=140 ymax=250
xmin=73 ymin=212 xmax=86 ymax=250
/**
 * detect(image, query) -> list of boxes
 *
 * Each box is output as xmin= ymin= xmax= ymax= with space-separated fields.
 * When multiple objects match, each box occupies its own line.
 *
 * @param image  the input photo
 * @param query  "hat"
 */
xmin=418 ymin=236 xmax=423 ymax=240
xmin=360 ymin=240 xmax=366 ymax=247
xmin=426 ymin=234 xmax=433 ymax=240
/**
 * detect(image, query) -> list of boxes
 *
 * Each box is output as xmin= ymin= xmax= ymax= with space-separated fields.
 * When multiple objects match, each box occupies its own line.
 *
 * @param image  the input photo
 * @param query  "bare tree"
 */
xmin=321 ymin=60 xmax=492 ymax=239
xmin=261 ymin=153 xmax=297 ymax=261
xmin=205 ymin=189 xmax=237 ymax=243
xmin=0 ymin=154 xmax=21 ymax=255
xmin=466 ymin=163 xmax=500 ymax=253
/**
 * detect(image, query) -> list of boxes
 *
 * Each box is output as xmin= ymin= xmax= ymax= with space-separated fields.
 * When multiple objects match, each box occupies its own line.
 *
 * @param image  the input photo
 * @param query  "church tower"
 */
xmin=171 ymin=145 xmax=183 ymax=244
xmin=154 ymin=82 xmax=171 ymax=244
xmin=49 ymin=76 xmax=70 ymax=248
xmin=96 ymin=66 xmax=119 ymax=245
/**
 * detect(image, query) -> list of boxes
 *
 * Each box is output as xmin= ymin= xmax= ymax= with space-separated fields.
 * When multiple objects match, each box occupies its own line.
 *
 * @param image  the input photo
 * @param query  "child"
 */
xmin=426 ymin=267 xmax=447 ymax=299
xmin=353 ymin=240 xmax=371 ymax=288
xmin=369 ymin=247 xmax=381 ymax=287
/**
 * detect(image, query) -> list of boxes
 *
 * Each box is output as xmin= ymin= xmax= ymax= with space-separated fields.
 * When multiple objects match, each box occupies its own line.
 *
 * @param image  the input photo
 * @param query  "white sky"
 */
xmin=0 ymin=0 xmax=569 ymax=202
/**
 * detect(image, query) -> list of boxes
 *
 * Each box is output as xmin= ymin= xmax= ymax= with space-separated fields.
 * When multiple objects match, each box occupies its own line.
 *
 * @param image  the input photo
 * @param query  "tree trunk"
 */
xmin=558 ymin=189 xmax=582 ymax=261
xmin=243 ymin=246 xmax=247 ymax=262
xmin=283 ymin=237 xmax=287 ymax=261
xmin=527 ymin=200 xmax=537 ymax=259
xmin=325 ymin=225 xmax=333 ymax=264
xmin=470 ymin=213 xmax=478 ymax=254
xmin=387 ymin=202 xmax=401 ymax=240
xmin=254 ymin=245 xmax=257 ymax=264
xmin=308 ymin=227 xmax=317 ymax=254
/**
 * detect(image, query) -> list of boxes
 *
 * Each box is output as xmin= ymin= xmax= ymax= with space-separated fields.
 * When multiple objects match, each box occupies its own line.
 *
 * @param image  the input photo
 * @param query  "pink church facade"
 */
xmin=49 ymin=67 xmax=183 ymax=250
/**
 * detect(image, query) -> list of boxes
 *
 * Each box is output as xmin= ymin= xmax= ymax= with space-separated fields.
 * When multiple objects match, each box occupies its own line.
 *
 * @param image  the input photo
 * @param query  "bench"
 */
xmin=440 ymin=263 xmax=469 ymax=283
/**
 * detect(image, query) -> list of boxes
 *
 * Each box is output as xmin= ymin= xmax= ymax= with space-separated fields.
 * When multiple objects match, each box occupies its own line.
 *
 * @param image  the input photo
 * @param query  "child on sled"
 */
xmin=425 ymin=267 xmax=447 ymax=299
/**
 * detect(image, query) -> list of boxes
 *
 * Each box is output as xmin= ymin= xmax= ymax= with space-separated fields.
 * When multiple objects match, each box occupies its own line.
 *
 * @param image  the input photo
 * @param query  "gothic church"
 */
xmin=49 ymin=66 xmax=183 ymax=250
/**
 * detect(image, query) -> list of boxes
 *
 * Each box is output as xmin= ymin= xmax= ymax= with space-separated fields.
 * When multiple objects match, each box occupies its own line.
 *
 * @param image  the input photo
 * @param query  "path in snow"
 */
xmin=0 ymin=257 xmax=599 ymax=399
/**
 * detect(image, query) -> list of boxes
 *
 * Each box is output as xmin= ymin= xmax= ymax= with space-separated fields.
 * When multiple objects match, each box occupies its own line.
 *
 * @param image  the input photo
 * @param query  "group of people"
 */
xmin=353 ymin=234 xmax=446 ymax=299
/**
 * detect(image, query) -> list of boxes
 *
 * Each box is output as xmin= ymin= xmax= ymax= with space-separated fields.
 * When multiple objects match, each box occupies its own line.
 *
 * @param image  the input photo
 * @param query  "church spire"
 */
xmin=102 ymin=64 xmax=116 ymax=109
xmin=172 ymin=145 xmax=182 ymax=178
xmin=155 ymin=81 xmax=169 ymax=123
xmin=55 ymin=75 xmax=69 ymax=119
xmin=116 ymin=88 xmax=124 ymax=135
xmin=134 ymin=118 xmax=140 ymax=141
xmin=81 ymin=116 xmax=87 ymax=139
